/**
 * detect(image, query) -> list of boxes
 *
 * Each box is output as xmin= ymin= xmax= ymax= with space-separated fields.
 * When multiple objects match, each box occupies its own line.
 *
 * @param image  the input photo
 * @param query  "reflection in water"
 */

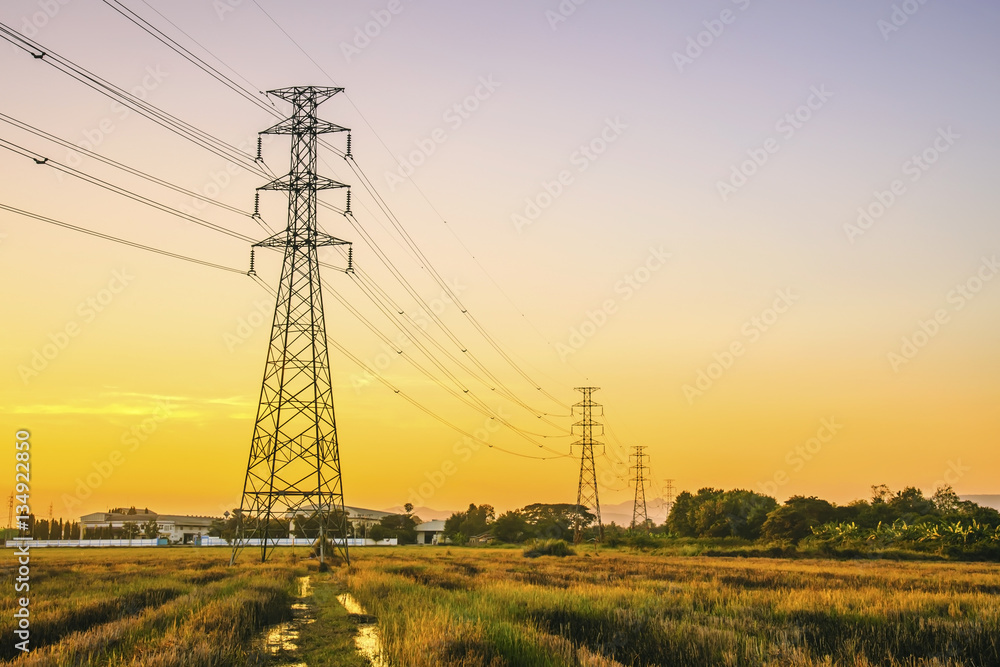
xmin=338 ymin=593 xmax=390 ymax=667
xmin=262 ymin=576 xmax=313 ymax=667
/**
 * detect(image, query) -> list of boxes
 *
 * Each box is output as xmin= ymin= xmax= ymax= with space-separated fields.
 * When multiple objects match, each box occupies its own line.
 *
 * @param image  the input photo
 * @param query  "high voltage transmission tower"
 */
xmin=629 ymin=445 xmax=650 ymax=532
xmin=664 ymin=479 xmax=675 ymax=517
xmin=231 ymin=86 xmax=353 ymax=566
xmin=572 ymin=387 xmax=604 ymax=544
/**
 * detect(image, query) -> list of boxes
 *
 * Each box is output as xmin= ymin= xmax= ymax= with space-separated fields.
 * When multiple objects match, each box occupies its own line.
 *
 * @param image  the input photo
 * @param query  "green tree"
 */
xmin=121 ymin=521 xmax=141 ymax=540
xmin=209 ymin=513 xmax=241 ymax=544
xmin=931 ymin=485 xmax=961 ymax=514
xmin=520 ymin=503 xmax=594 ymax=541
xmin=666 ymin=488 xmax=777 ymax=539
xmin=665 ymin=491 xmax=698 ymax=537
xmin=762 ymin=496 xmax=837 ymax=542
xmin=491 ymin=511 xmax=530 ymax=543
xmin=444 ymin=503 xmax=495 ymax=543
xmin=375 ymin=513 xmax=419 ymax=544
xmin=888 ymin=487 xmax=936 ymax=519
xmin=141 ymin=518 xmax=161 ymax=539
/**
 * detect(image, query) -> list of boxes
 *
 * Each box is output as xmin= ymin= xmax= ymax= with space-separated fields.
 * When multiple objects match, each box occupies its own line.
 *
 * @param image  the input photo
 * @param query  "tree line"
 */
xmin=437 ymin=485 xmax=1000 ymax=558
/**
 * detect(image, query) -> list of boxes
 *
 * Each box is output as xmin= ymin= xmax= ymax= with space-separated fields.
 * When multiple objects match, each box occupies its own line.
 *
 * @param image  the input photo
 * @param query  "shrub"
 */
xmin=522 ymin=539 xmax=575 ymax=558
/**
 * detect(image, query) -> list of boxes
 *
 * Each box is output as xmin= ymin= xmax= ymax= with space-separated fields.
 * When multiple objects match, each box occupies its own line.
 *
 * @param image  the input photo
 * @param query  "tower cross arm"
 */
xmin=267 ymin=86 xmax=344 ymax=102
xmin=253 ymin=230 xmax=352 ymax=249
xmin=259 ymin=174 xmax=349 ymax=192
xmin=262 ymin=118 xmax=350 ymax=136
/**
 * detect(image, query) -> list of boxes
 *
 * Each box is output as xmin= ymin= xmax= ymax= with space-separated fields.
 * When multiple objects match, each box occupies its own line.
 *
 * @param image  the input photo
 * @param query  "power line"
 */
xmin=113 ymin=0 xmax=571 ymax=409
xmin=0 ymin=23 xmax=263 ymax=172
xmin=246 ymin=0 xmax=556 ymax=362
xmin=6 ymin=12 xmax=569 ymax=423
xmin=0 ymin=138 xmax=255 ymax=243
xmin=0 ymin=123 xmax=563 ymax=443
xmin=0 ymin=112 xmax=252 ymax=219
xmin=3 ymin=14 xmax=575 ymax=441
xmin=1 ymin=196 xmax=570 ymax=464
xmin=0 ymin=203 xmax=245 ymax=274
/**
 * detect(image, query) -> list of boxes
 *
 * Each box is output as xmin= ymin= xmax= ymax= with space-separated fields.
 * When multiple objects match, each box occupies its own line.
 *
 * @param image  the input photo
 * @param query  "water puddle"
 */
xmin=262 ymin=576 xmax=314 ymax=667
xmin=337 ymin=593 xmax=389 ymax=667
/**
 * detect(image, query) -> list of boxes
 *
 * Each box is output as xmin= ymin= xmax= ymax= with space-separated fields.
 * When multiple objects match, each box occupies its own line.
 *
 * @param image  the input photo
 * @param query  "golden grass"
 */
xmin=343 ymin=546 xmax=1000 ymax=666
xmin=0 ymin=547 xmax=299 ymax=666
xmin=3 ymin=546 xmax=998 ymax=666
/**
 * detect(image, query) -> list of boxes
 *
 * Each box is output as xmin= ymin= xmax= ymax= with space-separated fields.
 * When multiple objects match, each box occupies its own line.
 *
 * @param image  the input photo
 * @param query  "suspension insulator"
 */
xmin=248 ymin=247 xmax=256 ymax=276
xmin=345 ymin=189 xmax=352 ymax=215
xmin=253 ymin=192 xmax=260 ymax=217
xmin=256 ymin=136 xmax=263 ymax=161
xmin=346 ymin=133 xmax=352 ymax=159
xmin=347 ymin=246 xmax=353 ymax=272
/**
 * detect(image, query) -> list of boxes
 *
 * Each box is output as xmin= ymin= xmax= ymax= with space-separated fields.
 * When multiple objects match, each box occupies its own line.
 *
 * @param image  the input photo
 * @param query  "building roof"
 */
xmin=81 ymin=511 xmax=217 ymax=526
xmin=344 ymin=505 xmax=394 ymax=520
xmin=415 ymin=519 xmax=446 ymax=532
xmin=287 ymin=504 xmax=396 ymax=521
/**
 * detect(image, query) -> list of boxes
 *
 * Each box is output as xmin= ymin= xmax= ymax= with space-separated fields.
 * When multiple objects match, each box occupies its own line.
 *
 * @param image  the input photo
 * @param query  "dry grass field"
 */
xmin=2 ymin=545 xmax=999 ymax=666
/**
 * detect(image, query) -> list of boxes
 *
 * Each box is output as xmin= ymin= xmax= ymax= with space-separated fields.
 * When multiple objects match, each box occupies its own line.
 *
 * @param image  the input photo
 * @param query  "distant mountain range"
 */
xmin=962 ymin=495 xmax=1000 ymax=511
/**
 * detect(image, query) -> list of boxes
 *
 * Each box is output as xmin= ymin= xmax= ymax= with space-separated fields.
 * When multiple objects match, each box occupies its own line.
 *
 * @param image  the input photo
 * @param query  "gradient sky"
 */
xmin=1 ymin=0 xmax=998 ymax=520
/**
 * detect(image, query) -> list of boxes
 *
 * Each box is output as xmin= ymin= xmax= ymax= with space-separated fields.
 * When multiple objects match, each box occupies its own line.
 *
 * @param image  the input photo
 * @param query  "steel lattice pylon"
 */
xmin=629 ymin=445 xmax=650 ymax=532
xmin=231 ymin=86 xmax=353 ymax=565
xmin=572 ymin=387 xmax=604 ymax=544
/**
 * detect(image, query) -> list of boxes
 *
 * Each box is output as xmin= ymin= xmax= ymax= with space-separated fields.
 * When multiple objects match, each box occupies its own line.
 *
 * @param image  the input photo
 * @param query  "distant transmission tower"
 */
xmin=572 ymin=387 xmax=604 ymax=544
xmin=629 ymin=446 xmax=650 ymax=532
xmin=231 ymin=86 xmax=353 ymax=566
xmin=664 ymin=479 xmax=675 ymax=516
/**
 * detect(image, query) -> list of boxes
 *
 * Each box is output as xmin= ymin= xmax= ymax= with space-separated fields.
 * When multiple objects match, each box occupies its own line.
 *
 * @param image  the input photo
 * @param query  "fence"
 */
xmin=206 ymin=537 xmax=398 ymax=547
xmin=4 ymin=539 xmax=159 ymax=548
xmin=4 ymin=537 xmax=399 ymax=548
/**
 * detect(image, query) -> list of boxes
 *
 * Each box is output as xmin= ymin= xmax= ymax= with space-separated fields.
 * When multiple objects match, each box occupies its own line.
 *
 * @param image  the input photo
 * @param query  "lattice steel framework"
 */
xmin=664 ymin=479 xmax=675 ymax=518
xmin=629 ymin=445 xmax=650 ymax=532
xmin=572 ymin=387 xmax=604 ymax=544
xmin=231 ymin=86 xmax=352 ymax=565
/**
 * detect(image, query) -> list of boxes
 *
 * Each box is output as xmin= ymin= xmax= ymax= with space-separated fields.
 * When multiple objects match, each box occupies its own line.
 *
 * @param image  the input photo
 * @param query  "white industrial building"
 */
xmin=80 ymin=508 xmax=215 ymax=544
xmin=414 ymin=519 xmax=448 ymax=545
